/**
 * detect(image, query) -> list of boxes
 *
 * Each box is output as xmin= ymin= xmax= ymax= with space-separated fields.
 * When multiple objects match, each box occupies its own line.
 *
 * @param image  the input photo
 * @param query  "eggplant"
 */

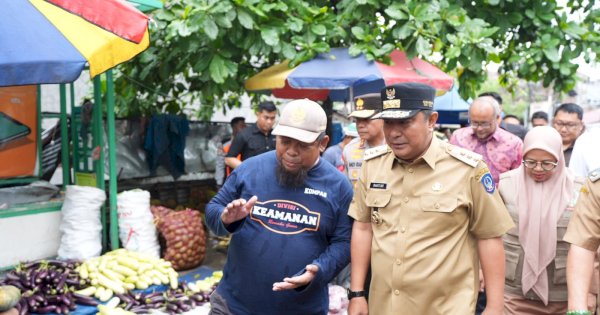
xmin=35 ymin=304 xmax=58 ymax=314
xmin=58 ymin=294 xmax=72 ymax=307
xmin=55 ymin=273 xmax=67 ymax=290
xmin=165 ymin=303 xmax=180 ymax=312
xmin=72 ymin=293 xmax=99 ymax=306
xmin=5 ymin=272 xmax=20 ymax=282
xmin=18 ymin=299 xmax=28 ymax=315
xmin=129 ymin=306 xmax=151 ymax=314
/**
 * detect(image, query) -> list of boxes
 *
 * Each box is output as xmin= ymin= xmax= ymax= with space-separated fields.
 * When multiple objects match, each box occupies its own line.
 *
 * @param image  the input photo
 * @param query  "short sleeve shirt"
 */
xmin=450 ymin=126 xmax=523 ymax=185
xmin=564 ymin=174 xmax=600 ymax=251
xmin=342 ymin=138 xmax=373 ymax=187
xmin=348 ymin=137 xmax=514 ymax=315
xmin=226 ymin=124 xmax=275 ymax=160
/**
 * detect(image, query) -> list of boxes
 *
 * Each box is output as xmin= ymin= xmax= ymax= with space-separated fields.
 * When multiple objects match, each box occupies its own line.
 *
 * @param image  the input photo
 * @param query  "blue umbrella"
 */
xmin=245 ymin=48 xmax=454 ymax=101
xmin=434 ymin=85 xmax=470 ymax=125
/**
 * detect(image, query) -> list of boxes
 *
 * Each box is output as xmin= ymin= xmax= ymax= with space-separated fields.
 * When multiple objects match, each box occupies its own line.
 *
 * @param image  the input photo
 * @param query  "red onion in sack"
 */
xmin=151 ymin=206 xmax=207 ymax=271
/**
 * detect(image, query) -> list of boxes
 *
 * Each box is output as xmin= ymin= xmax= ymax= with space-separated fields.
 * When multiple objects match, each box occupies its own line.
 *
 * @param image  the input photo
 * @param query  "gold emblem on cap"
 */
xmin=385 ymin=88 xmax=396 ymax=100
xmin=423 ymin=100 xmax=433 ymax=108
xmin=290 ymin=107 xmax=306 ymax=124
xmin=356 ymin=98 xmax=364 ymax=110
xmin=383 ymin=99 xmax=401 ymax=109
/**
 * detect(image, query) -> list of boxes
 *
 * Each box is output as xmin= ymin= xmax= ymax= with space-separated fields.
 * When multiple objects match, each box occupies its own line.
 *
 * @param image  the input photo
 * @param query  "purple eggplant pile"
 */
xmin=112 ymin=282 xmax=215 ymax=314
xmin=0 ymin=260 xmax=94 ymax=315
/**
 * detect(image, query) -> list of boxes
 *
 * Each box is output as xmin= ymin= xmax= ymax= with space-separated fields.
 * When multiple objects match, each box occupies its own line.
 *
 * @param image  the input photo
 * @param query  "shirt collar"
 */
xmin=469 ymin=126 xmax=500 ymax=143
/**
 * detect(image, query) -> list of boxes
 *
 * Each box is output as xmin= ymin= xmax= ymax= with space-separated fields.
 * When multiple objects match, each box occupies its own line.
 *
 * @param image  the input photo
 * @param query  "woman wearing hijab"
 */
xmin=499 ymin=126 xmax=597 ymax=314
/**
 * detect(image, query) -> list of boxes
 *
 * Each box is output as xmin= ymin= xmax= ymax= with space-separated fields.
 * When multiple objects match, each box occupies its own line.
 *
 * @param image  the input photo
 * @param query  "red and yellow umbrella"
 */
xmin=245 ymin=48 xmax=454 ymax=101
xmin=0 ymin=0 xmax=150 ymax=86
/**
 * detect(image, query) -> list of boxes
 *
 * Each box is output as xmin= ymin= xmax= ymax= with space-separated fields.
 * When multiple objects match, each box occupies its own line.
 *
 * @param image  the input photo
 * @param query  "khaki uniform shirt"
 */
xmin=564 ymin=169 xmax=600 ymax=250
xmin=343 ymin=138 xmax=371 ymax=187
xmin=500 ymin=171 xmax=585 ymax=302
xmin=564 ymin=169 xmax=600 ymax=313
xmin=348 ymin=137 xmax=514 ymax=315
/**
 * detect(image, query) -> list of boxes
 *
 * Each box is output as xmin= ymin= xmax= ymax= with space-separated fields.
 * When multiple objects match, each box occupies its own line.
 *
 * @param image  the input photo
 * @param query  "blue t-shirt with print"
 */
xmin=205 ymin=151 xmax=353 ymax=315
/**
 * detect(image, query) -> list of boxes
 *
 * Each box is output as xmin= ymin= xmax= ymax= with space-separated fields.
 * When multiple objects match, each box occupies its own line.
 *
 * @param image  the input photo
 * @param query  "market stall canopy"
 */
xmin=0 ymin=0 xmax=150 ymax=87
xmin=434 ymin=85 xmax=471 ymax=125
xmin=245 ymin=48 xmax=454 ymax=102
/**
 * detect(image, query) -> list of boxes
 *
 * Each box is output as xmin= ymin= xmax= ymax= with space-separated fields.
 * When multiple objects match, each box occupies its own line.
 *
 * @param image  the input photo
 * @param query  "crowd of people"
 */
xmin=205 ymin=82 xmax=600 ymax=315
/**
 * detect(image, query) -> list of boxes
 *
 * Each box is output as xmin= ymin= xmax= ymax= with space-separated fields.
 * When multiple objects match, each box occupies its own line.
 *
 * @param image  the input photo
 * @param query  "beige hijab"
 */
xmin=516 ymin=126 xmax=575 ymax=304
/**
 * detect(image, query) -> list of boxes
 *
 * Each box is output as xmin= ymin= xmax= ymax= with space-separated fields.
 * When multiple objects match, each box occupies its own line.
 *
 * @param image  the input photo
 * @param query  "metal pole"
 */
xmin=59 ymin=84 xmax=70 ymax=188
xmin=93 ymin=76 xmax=107 ymax=249
xmin=106 ymin=70 xmax=119 ymax=250
xmin=37 ymin=86 xmax=42 ymax=178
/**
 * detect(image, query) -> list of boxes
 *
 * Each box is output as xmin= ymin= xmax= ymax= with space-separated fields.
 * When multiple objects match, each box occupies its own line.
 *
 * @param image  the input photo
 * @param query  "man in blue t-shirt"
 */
xmin=205 ymin=99 xmax=354 ymax=315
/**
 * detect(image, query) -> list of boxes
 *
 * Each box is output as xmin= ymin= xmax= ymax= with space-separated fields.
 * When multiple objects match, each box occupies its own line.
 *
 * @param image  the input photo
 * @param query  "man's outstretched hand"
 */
xmin=220 ymin=196 xmax=258 ymax=225
xmin=272 ymin=264 xmax=319 ymax=291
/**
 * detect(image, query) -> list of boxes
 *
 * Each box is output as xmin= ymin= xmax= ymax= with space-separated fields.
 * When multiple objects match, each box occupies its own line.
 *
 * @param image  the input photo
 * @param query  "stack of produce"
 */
xmin=76 ymin=249 xmax=178 ymax=303
xmin=101 ymin=271 xmax=222 ymax=314
xmin=0 ymin=260 xmax=93 ymax=314
xmin=0 ymin=252 xmax=221 ymax=315
xmin=151 ymin=206 xmax=207 ymax=271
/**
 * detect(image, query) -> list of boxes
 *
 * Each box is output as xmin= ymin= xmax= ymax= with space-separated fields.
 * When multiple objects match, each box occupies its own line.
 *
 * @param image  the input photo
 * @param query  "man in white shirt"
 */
xmin=569 ymin=127 xmax=600 ymax=177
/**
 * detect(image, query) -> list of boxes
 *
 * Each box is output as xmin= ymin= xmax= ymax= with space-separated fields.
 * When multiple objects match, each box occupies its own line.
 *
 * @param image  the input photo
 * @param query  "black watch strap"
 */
xmin=347 ymin=289 xmax=366 ymax=300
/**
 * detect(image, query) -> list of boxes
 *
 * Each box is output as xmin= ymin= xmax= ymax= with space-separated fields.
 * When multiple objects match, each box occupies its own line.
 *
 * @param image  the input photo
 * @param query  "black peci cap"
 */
xmin=372 ymin=82 xmax=436 ymax=120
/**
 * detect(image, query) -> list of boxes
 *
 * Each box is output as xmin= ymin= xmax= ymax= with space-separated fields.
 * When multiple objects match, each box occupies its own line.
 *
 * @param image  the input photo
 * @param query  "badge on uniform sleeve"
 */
xmin=480 ymin=172 xmax=495 ymax=194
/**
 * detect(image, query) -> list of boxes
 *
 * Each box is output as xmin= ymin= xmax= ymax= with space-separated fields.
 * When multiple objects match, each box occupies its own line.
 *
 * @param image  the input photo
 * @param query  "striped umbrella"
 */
xmin=0 ymin=0 xmax=150 ymax=86
xmin=245 ymin=48 xmax=454 ymax=101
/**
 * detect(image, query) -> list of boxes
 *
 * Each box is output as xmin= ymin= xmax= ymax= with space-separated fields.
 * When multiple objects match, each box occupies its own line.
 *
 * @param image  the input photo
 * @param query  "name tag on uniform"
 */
xmin=370 ymin=182 xmax=387 ymax=189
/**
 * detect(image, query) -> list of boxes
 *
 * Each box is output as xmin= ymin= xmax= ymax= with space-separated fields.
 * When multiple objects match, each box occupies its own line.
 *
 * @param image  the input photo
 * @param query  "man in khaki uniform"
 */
xmin=347 ymin=82 xmax=514 ymax=315
xmin=343 ymin=93 xmax=386 ymax=187
xmin=565 ymin=168 xmax=600 ymax=315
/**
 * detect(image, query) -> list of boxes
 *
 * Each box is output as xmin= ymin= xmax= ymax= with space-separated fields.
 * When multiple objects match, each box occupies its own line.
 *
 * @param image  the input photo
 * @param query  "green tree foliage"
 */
xmin=114 ymin=0 xmax=600 ymax=119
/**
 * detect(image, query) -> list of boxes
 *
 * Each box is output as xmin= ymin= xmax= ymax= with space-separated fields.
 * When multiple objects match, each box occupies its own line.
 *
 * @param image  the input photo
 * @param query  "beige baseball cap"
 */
xmin=272 ymin=99 xmax=327 ymax=143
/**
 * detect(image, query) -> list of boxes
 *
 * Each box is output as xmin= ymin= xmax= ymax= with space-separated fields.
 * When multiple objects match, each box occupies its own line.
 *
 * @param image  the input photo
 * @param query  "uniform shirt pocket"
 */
xmin=420 ymin=194 xmax=457 ymax=213
xmin=553 ymin=254 xmax=567 ymax=285
xmin=365 ymin=191 xmax=392 ymax=228
xmin=365 ymin=191 xmax=392 ymax=209
xmin=505 ymin=250 xmax=520 ymax=282
xmin=503 ymin=237 xmax=522 ymax=284
xmin=247 ymin=136 xmax=265 ymax=151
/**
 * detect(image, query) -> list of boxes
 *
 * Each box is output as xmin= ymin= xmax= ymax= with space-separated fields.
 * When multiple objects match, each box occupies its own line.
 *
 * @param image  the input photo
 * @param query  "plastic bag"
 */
xmin=57 ymin=185 xmax=105 ymax=260
xmin=328 ymin=284 xmax=349 ymax=315
xmin=117 ymin=189 xmax=160 ymax=258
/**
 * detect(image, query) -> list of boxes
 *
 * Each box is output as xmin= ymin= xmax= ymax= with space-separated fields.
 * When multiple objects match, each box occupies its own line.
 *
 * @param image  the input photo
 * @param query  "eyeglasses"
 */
xmin=522 ymin=159 xmax=558 ymax=171
xmin=469 ymin=120 xmax=494 ymax=129
xmin=552 ymin=121 xmax=581 ymax=130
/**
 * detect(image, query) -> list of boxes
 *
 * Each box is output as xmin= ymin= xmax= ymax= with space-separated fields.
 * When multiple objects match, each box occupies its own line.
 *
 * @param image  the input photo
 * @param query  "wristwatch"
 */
xmin=347 ymin=289 xmax=366 ymax=300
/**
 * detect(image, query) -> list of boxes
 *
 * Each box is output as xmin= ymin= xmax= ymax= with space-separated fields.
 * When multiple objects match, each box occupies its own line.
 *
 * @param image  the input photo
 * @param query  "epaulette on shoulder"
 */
xmin=363 ymin=145 xmax=389 ymax=161
xmin=589 ymin=168 xmax=600 ymax=182
xmin=446 ymin=144 xmax=482 ymax=168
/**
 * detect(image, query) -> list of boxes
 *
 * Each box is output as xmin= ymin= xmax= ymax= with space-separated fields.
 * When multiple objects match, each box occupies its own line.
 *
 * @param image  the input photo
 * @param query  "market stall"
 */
xmin=0 ymin=0 xmax=156 ymax=269
xmin=0 ymin=250 xmax=219 ymax=315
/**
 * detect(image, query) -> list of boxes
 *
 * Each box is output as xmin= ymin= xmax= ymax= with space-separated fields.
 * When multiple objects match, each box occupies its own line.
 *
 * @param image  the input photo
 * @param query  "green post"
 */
xmin=106 ymin=70 xmax=119 ymax=250
xmin=59 ymin=84 xmax=70 ymax=188
xmin=70 ymin=85 xmax=80 ymax=174
xmin=37 ymin=86 xmax=42 ymax=178
xmin=93 ymin=76 xmax=107 ymax=249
